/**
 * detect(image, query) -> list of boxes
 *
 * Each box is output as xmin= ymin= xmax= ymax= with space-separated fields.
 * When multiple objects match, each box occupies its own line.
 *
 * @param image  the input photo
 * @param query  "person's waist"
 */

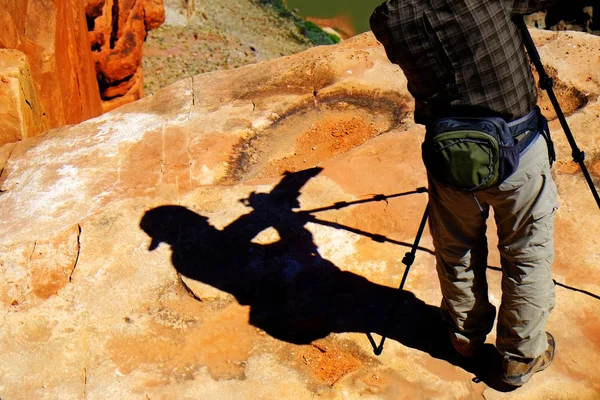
xmin=507 ymin=108 xmax=541 ymax=152
xmin=416 ymin=101 xmax=538 ymax=127
xmin=508 ymin=108 xmax=537 ymax=134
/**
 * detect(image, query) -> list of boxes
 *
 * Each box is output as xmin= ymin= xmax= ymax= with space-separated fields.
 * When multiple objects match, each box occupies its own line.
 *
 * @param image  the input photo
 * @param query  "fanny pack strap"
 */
xmin=536 ymin=108 xmax=556 ymax=166
xmin=507 ymin=107 xmax=555 ymax=166
xmin=508 ymin=108 xmax=539 ymax=153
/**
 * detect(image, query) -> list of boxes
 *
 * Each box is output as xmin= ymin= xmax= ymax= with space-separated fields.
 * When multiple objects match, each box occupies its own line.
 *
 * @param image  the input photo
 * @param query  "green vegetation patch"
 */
xmin=257 ymin=0 xmax=341 ymax=45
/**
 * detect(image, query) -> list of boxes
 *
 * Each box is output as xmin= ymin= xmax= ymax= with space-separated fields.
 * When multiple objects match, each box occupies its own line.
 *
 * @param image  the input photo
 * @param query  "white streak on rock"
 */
xmin=198 ymin=164 xmax=217 ymax=185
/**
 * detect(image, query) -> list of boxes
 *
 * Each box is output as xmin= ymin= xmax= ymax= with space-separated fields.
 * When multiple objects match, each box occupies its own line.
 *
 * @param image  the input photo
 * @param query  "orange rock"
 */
xmin=144 ymin=0 xmax=167 ymax=30
xmin=85 ymin=0 xmax=165 ymax=108
xmin=0 ymin=0 xmax=103 ymax=132
xmin=101 ymin=67 xmax=145 ymax=113
xmin=0 ymin=49 xmax=48 ymax=146
xmin=84 ymin=0 xmax=105 ymax=17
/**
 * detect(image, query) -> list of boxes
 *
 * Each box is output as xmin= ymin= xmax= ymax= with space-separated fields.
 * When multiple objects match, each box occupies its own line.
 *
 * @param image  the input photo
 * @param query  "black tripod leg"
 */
xmin=371 ymin=204 xmax=430 ymax=355
xmin=518 ymin=17 xmax=600 ymax=209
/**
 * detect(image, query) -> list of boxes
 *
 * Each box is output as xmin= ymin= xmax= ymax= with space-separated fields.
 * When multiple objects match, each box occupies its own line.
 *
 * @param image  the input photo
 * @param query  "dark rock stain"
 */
xmin=224 ymin=90 xmax=411 ymax=182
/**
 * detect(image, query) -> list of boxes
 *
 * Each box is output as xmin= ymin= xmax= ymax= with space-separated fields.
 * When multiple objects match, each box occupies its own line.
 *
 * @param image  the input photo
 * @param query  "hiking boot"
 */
xmin=501 ymin=332 xmax=556 ymax=387
xmin=449 ymin=329 xmax=483 ymax=357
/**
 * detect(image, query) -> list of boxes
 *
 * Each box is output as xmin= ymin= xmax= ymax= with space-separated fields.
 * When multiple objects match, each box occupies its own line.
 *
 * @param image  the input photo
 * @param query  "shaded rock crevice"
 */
xmin=69 ymin=224 xmax=83 ymax=283
xmin=110 ymin=0 xmax=121 ymax=49
xmin=0 ymin=144 xmax=17 ymax=193
xmin=83 ymin=366 xmax=88 ymax=398
xmin=177 ymin=272 xmax=202 ymax=302
xmin=191 ymin=75 xmax=195 ymax=106
xmin=27 ymin=241 xmax=38 ymax=266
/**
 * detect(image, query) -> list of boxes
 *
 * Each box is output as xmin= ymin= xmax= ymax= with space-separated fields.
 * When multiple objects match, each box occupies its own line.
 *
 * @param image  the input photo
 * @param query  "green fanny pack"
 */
xmin=422 ymin=110 xmax=544 ymax=191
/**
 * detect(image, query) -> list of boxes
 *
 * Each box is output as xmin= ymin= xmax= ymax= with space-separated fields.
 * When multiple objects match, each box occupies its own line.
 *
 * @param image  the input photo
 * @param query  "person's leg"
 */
xmin=428 ymin=178 xmax=496 ymax=353
xmin=491 ymin=136 xmax=557 ymax=360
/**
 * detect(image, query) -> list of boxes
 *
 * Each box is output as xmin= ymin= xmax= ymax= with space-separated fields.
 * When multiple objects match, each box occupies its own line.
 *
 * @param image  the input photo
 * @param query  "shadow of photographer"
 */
xmin=140 ymin=167 xmax=511 ymax=390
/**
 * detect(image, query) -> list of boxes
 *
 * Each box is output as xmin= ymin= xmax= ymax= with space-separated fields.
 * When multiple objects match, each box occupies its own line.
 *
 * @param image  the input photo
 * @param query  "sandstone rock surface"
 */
xmin=86 ymin=0 xmax=165 ymax=112
xmin=0 ymin=49 xmax=48 ymax=146
xmin=0 ymin=0 xmax=103 ymax=131
xmin=1 ymin=30 xmax=600 ymax=399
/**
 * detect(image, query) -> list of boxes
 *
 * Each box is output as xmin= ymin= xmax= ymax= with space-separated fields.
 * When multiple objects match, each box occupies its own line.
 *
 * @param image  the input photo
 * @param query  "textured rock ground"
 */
xmin=1 ymin=30 xmax=600 ymax=399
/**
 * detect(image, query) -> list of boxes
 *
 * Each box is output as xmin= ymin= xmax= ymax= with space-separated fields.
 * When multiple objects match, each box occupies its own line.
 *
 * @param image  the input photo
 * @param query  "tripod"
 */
xmin=368 ymin=21 xmax=600 ymax=356
xmin=298 ymin=187 xmax=431 ymax=355
xmin=368 ymin=202 xmax=429 ymax=355
xmin=518 ymin=17 xmax=600 ymax=209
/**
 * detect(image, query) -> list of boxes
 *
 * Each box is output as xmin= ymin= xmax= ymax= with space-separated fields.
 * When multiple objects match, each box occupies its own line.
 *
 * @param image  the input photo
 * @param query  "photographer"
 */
xmin=370 ymin=0 xmax=560 ymax=387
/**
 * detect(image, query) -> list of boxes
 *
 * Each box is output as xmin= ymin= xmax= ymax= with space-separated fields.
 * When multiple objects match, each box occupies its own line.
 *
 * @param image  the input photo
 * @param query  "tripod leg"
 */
xmin=518 ymin=17 xmax=600 ymax=209
xmin=372 ymin=205 xmax=430 ymax=355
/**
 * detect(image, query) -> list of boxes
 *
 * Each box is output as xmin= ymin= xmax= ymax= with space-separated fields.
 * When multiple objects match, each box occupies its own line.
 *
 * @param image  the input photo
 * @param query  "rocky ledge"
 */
xmin=1 ymin=30 xmax=600 ymax=399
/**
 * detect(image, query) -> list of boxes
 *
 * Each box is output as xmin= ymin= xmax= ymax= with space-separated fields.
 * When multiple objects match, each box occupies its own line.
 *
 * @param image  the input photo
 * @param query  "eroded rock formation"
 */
xmin=86 ymin=0 xmax=165 ymax=112
xmin=0 ymin=49 xmax=48 ymax=146
xmin=0 ymin=0 xmax=103 ymax=132
xmin=1 ymin=31 xmax=600 ymax=399
xmin=0 ymin=0 xmax=165 ymax=140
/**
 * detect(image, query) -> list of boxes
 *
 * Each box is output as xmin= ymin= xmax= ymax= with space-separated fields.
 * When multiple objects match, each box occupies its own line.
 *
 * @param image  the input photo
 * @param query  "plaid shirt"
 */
xmin=370 ymin=0 xmax=559 ymax=125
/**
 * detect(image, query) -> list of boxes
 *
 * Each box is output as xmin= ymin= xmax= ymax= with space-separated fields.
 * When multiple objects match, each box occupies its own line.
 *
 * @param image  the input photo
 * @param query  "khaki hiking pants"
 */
xmin=428 ymin=135 xmax=558 ymax=359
